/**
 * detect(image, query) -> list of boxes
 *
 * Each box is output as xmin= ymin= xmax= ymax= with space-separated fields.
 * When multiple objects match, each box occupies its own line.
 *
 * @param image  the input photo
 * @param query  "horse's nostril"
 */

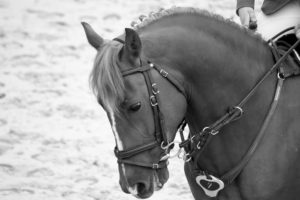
xmin=133 ymin=182 xmax=153 ymax=198
xmin=137 ymin=182 xmax=147 ymax=194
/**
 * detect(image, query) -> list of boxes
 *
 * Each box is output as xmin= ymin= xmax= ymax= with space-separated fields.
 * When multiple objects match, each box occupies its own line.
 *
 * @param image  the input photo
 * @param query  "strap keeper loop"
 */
xmin=160 ymin=69 xmax=168 ymax=77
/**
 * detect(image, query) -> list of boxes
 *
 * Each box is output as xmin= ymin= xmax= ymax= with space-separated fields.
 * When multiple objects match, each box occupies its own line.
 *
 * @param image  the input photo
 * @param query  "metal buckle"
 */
xmin=196 ymin=141 xmax=202 ymax=150
xmin=160 ymin=69 xmax=168 ymax=77
xmin=195 ymin=173 xmax=224 ymax=197
xmin=233 ymin=106 xmax=243 ymax=120
xmin=152 ymin=163 xmax=159 ymax=169
xmin=152 ymin=83 xmax=160 ymax=94
xmin=150 ymin=95 xmax=158 ymax=106
xmin=160 ymin=141 xmax=182 ymax=161
xmin=202 ymin=126 xmax=219 ymax=136
xmin=183 ymin=153 xmax=191 ymax=162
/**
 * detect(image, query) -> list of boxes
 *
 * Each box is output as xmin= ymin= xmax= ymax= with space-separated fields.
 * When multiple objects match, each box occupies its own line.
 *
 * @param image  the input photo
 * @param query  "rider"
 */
xmin=236 ymin=0 xmax=300 ymax=39
xmin=237 ymin=0 xmax=300 ymax=75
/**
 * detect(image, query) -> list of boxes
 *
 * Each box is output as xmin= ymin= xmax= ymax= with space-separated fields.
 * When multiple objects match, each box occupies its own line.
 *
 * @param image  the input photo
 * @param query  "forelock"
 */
xmin=89 ymin=42 xmax=125 ymax=113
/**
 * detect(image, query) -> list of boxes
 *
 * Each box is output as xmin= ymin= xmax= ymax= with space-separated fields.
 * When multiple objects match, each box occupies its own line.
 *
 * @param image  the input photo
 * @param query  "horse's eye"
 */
xmin=129 ymin=102 xmax=141 ymax=112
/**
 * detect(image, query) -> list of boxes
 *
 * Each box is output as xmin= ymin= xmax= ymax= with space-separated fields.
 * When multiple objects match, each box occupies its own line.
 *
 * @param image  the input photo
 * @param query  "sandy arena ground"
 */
xmin=0 ymin=0 xmax=262 ymax=199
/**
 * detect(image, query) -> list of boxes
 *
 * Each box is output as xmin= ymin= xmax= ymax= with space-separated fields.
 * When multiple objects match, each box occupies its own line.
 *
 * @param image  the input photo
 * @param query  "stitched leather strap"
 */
xmin=118 ymin=159 xmax=169 ymax=169
xmin=114 ymin=141 xmax=158 ymax=159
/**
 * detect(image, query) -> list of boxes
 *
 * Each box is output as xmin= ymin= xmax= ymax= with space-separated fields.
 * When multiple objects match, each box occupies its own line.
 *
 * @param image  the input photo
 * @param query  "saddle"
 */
xmin=255 ymin=1 xmax=300 ymax=78
xmin=272 ymin=32 xmax=300 ymax=78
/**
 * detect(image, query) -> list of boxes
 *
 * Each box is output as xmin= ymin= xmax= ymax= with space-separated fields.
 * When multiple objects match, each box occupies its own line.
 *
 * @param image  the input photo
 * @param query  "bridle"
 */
xmin=113 ymin=38 xmax=187 ymax=169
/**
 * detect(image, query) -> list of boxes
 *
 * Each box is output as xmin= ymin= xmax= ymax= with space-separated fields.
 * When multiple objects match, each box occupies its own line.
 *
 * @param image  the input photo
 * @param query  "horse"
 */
xmin=82 ymin=7 xmax=300 ymax=200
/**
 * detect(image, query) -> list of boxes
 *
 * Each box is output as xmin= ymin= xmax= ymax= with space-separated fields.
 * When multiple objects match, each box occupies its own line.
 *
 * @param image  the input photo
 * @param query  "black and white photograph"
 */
xmin=1 ymin=0 xmax=300 ymax=199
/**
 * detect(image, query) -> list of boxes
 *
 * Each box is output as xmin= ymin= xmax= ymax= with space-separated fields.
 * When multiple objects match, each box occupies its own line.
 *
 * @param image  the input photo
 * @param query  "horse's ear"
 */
xmin=81 ymin=22 xmax=104 ymax=49
xmin=124 ymin=28 xmax=141 ymax=58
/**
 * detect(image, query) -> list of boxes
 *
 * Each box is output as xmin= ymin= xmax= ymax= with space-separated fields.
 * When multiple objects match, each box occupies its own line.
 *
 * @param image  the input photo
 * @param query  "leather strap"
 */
xmin=122 ymin=65 xmax=152 ymax=76
xmin=117 ymin=159 xmax=168 ymax=169
xmin=221 ymin=77 xmax=284 ymax=184
xmin=114 ymin=141 xmax=158 ymax=159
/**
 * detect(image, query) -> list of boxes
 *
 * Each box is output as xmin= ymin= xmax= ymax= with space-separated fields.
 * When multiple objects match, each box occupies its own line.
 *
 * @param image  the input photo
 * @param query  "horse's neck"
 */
xmin=143 ymin=24 xmax=276 ymax=173
xmin=184 ymin=37 xmax=274 ymax=130
xmin=180 ymin=29 xmax=276 ymax=174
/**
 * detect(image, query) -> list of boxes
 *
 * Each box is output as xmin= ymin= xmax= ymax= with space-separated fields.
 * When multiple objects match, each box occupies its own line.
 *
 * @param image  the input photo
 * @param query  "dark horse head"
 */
xmin=82 ymin=7 xmax=276 ymax=199
xmin=82 ymin=9 xmax=189 ymax=198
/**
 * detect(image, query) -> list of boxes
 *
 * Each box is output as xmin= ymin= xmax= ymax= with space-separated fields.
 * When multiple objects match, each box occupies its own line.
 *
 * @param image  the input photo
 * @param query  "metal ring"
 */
xmin=177 ymin=149 xmax=185 ymax=159
xmin=197 ymin=141 xmax=202 ymax=149
xmin=183 ymin=153 xmax=191 ymax=162
xmin=161 ymin=141 xmax=170 ymax=150
xmin=234 ymin=106 xmax=243 ymax=115
xmin=152 ymin=83 xmax=160 ymax=95
xmin=190 ymin=135 xmax=196 ymax=143
xmin=161 ymin=140 xmax=180 ymax=150
xmin=202 ymin=127 xmax=210 ymax=132
xmin=150 ymin=95 xmax=158 ymax=106
xmin=202 ymin=126 xmax=219 ymax=135
xmin=233 ymin=106 xmax=243 ymax=120
xmin=168 ymin=142 xmax=181 ymax=158
xmin=210 ymin=130 xmax=219 ymax=135
xmin=277 ymin=72 xmax=285 ymax=80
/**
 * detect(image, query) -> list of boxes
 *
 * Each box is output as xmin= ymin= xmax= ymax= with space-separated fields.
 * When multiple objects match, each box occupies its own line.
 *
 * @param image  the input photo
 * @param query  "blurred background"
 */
xmin=0 ymin=0 xmax=262 ymax=199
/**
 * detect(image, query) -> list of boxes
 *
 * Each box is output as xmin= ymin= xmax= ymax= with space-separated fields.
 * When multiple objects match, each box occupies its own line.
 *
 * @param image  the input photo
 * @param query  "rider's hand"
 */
xmin=238 ymin=7 xmax=257 ymax=29
xmin=296 ymin=23 xmax=300 ymax=39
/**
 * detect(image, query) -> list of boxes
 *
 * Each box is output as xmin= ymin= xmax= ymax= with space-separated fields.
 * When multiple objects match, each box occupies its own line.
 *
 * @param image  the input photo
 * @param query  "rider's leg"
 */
xmin=256 ymin=1 xmax=300 ymax=41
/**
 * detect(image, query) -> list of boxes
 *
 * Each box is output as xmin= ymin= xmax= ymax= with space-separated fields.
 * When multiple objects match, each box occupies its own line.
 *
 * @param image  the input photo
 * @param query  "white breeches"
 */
xmin=257 ymin=1 xmax=300 ymax=40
